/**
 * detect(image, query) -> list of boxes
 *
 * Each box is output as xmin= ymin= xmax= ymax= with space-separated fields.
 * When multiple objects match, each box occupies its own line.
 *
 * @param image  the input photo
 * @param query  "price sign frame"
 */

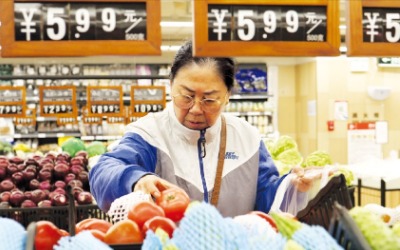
xmin=81 ymin=106 xmax=103 ymax=124
xmin=0 ymin=86 xmax=26 ymax=118
xmin=130 ymin=85 xmax=166 ymax=116
xmin=39 ymin=85 xmax=77 ymax=118
xmin=346 ymin=0 xmax=400 ymax=56
xmin=0 ymin=0 xmax=161 ymax=57
xmin=193 ymin=0 xmax=340 ymax=57
xmin=13 ymin=108 xmax=36 ymax=126
xmin=87 ymin=86 xmax=124 ymax=117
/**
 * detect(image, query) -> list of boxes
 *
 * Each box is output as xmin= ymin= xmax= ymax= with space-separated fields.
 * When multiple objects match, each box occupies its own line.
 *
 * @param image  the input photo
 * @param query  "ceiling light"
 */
xmin=160 ymin=21 xmax=193 ymax=27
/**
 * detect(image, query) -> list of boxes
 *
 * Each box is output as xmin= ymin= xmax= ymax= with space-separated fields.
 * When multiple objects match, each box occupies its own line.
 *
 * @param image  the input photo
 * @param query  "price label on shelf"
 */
xmin=87 ymin=86 xmax=124 ymax=117
xmin=13 ymin=108 xmax=36 ymax=126
xmin=193 ymin=0 xmax=340 ymax=56
xmin=39 ymin=86 xmax=77 ymax=118
xmin=0 ymin=0 xmax=161 ymax=57
xmin=130 ymin=86 xmax=166 ymax=116
xmin=107 ymin=115 xmax=126 ymax=124
xmin=57 ymin=116 xmax=78 ymax=126
xmin=346 ymin=1 xmax=400 ymax=56
xmin=0 ymin=86 xmax=26 ymax=117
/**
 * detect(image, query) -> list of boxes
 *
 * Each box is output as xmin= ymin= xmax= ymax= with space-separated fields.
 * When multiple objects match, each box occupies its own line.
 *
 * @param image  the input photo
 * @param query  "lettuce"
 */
xmin=302 ymin=150 xmax=332 ymax=168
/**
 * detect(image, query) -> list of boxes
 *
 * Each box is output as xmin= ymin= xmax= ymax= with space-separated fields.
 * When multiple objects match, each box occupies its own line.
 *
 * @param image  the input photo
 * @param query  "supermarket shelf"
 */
xmin=0 ymin=75 xmax=169 ymax=80
xmin=81 ymin=135 xmax=123 ymax=141
xmin=226 ymin=111 xmax=273 ymax=116
xmin=230 ymin=93 xmax=272 ymax=100
xmin=7 ymin=132 xmax=81 ymax=139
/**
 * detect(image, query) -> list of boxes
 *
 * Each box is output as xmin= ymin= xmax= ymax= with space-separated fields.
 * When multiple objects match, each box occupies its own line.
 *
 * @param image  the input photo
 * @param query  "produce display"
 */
xmin=264 ymin=135 xmax=355 ymax=186
xmin=0 ymin=149 xmax=92 ymax=208
xmin=349 ymin=206 xmax=400 ymax=249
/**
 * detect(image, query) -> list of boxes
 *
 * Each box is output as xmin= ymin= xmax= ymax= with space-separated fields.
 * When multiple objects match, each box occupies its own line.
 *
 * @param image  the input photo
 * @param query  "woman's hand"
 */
xmin=133 ymin=175 xmax=187 ymax=199
xmin=291 ymin=166 xmax=321 ymax=192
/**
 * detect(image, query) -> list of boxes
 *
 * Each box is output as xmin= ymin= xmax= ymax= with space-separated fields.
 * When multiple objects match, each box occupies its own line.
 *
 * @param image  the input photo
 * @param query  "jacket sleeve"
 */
xmin=255 ymin=141 xmax=288 ymax=212
xmin=89 ymin=132 xmax=157 ymax=211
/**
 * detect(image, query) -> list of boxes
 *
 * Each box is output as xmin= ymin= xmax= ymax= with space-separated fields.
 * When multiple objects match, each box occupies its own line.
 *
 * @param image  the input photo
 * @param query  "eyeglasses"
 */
xmin=172 ymin=93 xmax=227 ymax=113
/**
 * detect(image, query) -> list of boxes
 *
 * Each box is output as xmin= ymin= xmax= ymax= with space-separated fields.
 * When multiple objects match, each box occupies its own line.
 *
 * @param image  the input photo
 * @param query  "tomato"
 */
xmin=75 ymin=218 xmax=112 ymax=234
xmin=88 ymin=229 xmax=106 ymax=242
xmin=59 ymin=229 xmax=70 ymax=237
xmin=249 ymin=211 xmax=278 ymax=232
xmin=155 ymin=188 xmax=190 ymax=222
xmin=104 ymin=219 xmax=143 ymax=245
xmin=34 ymin=221 xmax=64 ymax=250
xmin=142 ymin=215 xmax=177 ymax=238
xmin=127 ymin=200 xmax=165 ymax=228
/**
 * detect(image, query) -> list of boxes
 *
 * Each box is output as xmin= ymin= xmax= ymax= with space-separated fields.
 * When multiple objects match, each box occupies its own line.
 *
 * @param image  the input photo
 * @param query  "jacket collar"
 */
xmin=167 ymin=102 xmax=221 ymax=144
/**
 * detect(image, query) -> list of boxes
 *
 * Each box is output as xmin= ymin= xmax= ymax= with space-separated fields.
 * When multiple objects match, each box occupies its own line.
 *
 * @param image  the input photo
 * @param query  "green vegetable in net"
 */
xmin=350 ymin=206 xmax=400 ymax=250
xmin=61 ymin=137 xmax=86 ymax=157
xmin=302 ymin=150 xmax=332 ymax=168
xmin=271 ymin=136 xmax=298 ymax=158
xmin=86 ymin=141 xmax=107 ymax=158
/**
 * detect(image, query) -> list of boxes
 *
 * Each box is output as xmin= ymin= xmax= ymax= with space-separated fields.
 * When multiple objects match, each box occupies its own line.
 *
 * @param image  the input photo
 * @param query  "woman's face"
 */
xmin=171 ymin=62 xmax=229 ymax=130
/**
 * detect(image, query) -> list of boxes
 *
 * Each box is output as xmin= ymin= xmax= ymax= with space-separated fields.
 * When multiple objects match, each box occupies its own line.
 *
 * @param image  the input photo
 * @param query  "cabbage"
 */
xmin=393 ymin=223 xmax=400 ymax=237
xmin=274 ymin=160 xmax=294 ymax=176
xmin=350 ymin=206 xmax=400 ymax=249
xmin=271 ymin=135 xmax=298 ymax=158
xmin=276 ymin=148 xmax=303 ymax=166
xmin=334 ymin=166 xmax=355 ymax=186
xmin=86 ymin=141 xmax=107 ymax=158
xmin=61 ymin=137 xmax=86 ymax=157
xmin=303 ymin=150 xmax=332 ymax=168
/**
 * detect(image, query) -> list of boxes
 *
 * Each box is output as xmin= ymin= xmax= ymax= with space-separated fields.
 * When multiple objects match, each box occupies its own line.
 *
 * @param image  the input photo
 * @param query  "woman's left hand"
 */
xmin=291 ymin=166 xmax=321 ymax=192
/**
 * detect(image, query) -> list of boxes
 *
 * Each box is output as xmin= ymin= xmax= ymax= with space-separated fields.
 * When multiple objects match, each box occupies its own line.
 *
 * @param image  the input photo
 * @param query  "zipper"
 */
xmin=197 ymin=129 xmax=208 ymax=202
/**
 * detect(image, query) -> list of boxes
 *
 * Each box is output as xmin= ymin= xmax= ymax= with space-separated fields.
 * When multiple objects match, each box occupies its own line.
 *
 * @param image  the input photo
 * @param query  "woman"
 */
xmin=89 ymin=41 xmax=314 ymax=217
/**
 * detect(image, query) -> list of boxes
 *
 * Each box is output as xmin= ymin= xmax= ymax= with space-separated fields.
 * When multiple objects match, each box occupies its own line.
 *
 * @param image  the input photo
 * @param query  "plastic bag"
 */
xmin=271 ymin=166 xmax=335 ymax=215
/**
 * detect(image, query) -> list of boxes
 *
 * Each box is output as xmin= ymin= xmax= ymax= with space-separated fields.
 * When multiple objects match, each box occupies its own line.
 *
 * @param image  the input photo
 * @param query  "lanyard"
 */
xmin=210 ymin=115 xmax=226 ymax=207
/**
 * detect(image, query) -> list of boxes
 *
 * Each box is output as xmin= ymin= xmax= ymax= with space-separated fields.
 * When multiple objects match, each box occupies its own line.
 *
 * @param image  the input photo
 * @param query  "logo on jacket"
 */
xmin=225 ymin=152 xmax=239 ymax=160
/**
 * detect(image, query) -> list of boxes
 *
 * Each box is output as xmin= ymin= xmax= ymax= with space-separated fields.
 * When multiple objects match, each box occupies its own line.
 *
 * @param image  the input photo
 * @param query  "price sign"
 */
xmin=0 ymin=86 xmax=26 ymax=117
xmin=0 ymin=0 xmax=161 ymax=57
xmin=107 ymin=115 xmax=126 ymax=124
xmin=130 ymin=86 xmax=166 ymax=116
xmin=57 ymin=117 xmax=79 ymax=125
xmin=13 ymin=108 xmax=36 ymax=126
xmin=39 ymin=86 xmax=77 ymax=118
xmin=81 ymin=106 xmax=102 ymax=124
xmin=346 ymin=0 xmax=400 ymax=56
xmin=87 ymin=86 xmax=124 ymax=117
xmin=194 ymin=0 xmax=340 ymax=56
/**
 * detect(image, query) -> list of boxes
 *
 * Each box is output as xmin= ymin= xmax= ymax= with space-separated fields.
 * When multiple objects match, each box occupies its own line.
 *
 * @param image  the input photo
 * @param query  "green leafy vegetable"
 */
xmin=271 ymin=135 xmax=298 ymax=158
xmin=61 ymin=137 xmax=86 ymax=157
xmin=85 ymin=141 xmax=107 ymax=158
xmin=350 ymin=206 xmax=400 ymax=250
xmin=302 ymin=150 xmax=332 ymax=168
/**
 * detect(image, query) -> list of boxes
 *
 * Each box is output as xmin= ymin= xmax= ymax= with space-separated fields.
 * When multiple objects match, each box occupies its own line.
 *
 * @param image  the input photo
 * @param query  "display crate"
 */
xmin=296 ymin=174 xmax=354 ymax=230
xmin=0 ymin=204 xmax=110 ymax=231
xmin=328 ymin=202 xmax=371 ymax=250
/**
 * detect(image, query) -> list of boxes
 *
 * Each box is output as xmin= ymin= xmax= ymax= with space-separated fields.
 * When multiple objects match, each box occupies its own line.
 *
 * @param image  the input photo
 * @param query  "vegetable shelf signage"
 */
xmin=0 ymin=86 xmax=26 ymax=117
xmin=346 ymin=0 xmax=400 ymax=56
xmin=87 ymin=86 xmax=124 ymax=117
xmin=0 ymin=0 xmax=161 ymax=57
xmin=130 ymin=86 xmax=166 ymax=117
xmin=193 ymin=0 xmax=340 ymax=57
xmin=38 ymin=86 xmax=77 ymax=119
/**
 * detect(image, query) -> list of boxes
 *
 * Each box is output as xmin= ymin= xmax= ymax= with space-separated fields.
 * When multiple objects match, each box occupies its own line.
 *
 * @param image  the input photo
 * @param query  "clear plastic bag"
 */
xmin=271 ymin=166 xmax=336 ymax=215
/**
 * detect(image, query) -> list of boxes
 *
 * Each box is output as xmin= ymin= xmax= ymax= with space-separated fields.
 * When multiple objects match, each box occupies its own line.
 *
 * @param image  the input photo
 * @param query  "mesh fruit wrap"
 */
xmin=107 ymin=191 xmax=151 ymax=223
xmin=54 ymin=231 xmax=112 ymax=250
xmin=0 ymin=218 xmax=27 ymax=250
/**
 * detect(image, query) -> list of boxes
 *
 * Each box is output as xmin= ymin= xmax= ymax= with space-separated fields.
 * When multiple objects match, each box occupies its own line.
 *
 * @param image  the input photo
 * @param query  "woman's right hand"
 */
xmin=133 ymin=175 xmax=186 ymax=199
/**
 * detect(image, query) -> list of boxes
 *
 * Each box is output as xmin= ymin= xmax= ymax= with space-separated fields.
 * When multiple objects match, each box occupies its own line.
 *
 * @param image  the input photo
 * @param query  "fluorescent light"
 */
xmin=340 ymin=46 xmax=347 ymax=53
xmin=160 ymin=21 xmax=193 ymax=27
xmin=339 ymin=25 xmax=346 ymax=30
